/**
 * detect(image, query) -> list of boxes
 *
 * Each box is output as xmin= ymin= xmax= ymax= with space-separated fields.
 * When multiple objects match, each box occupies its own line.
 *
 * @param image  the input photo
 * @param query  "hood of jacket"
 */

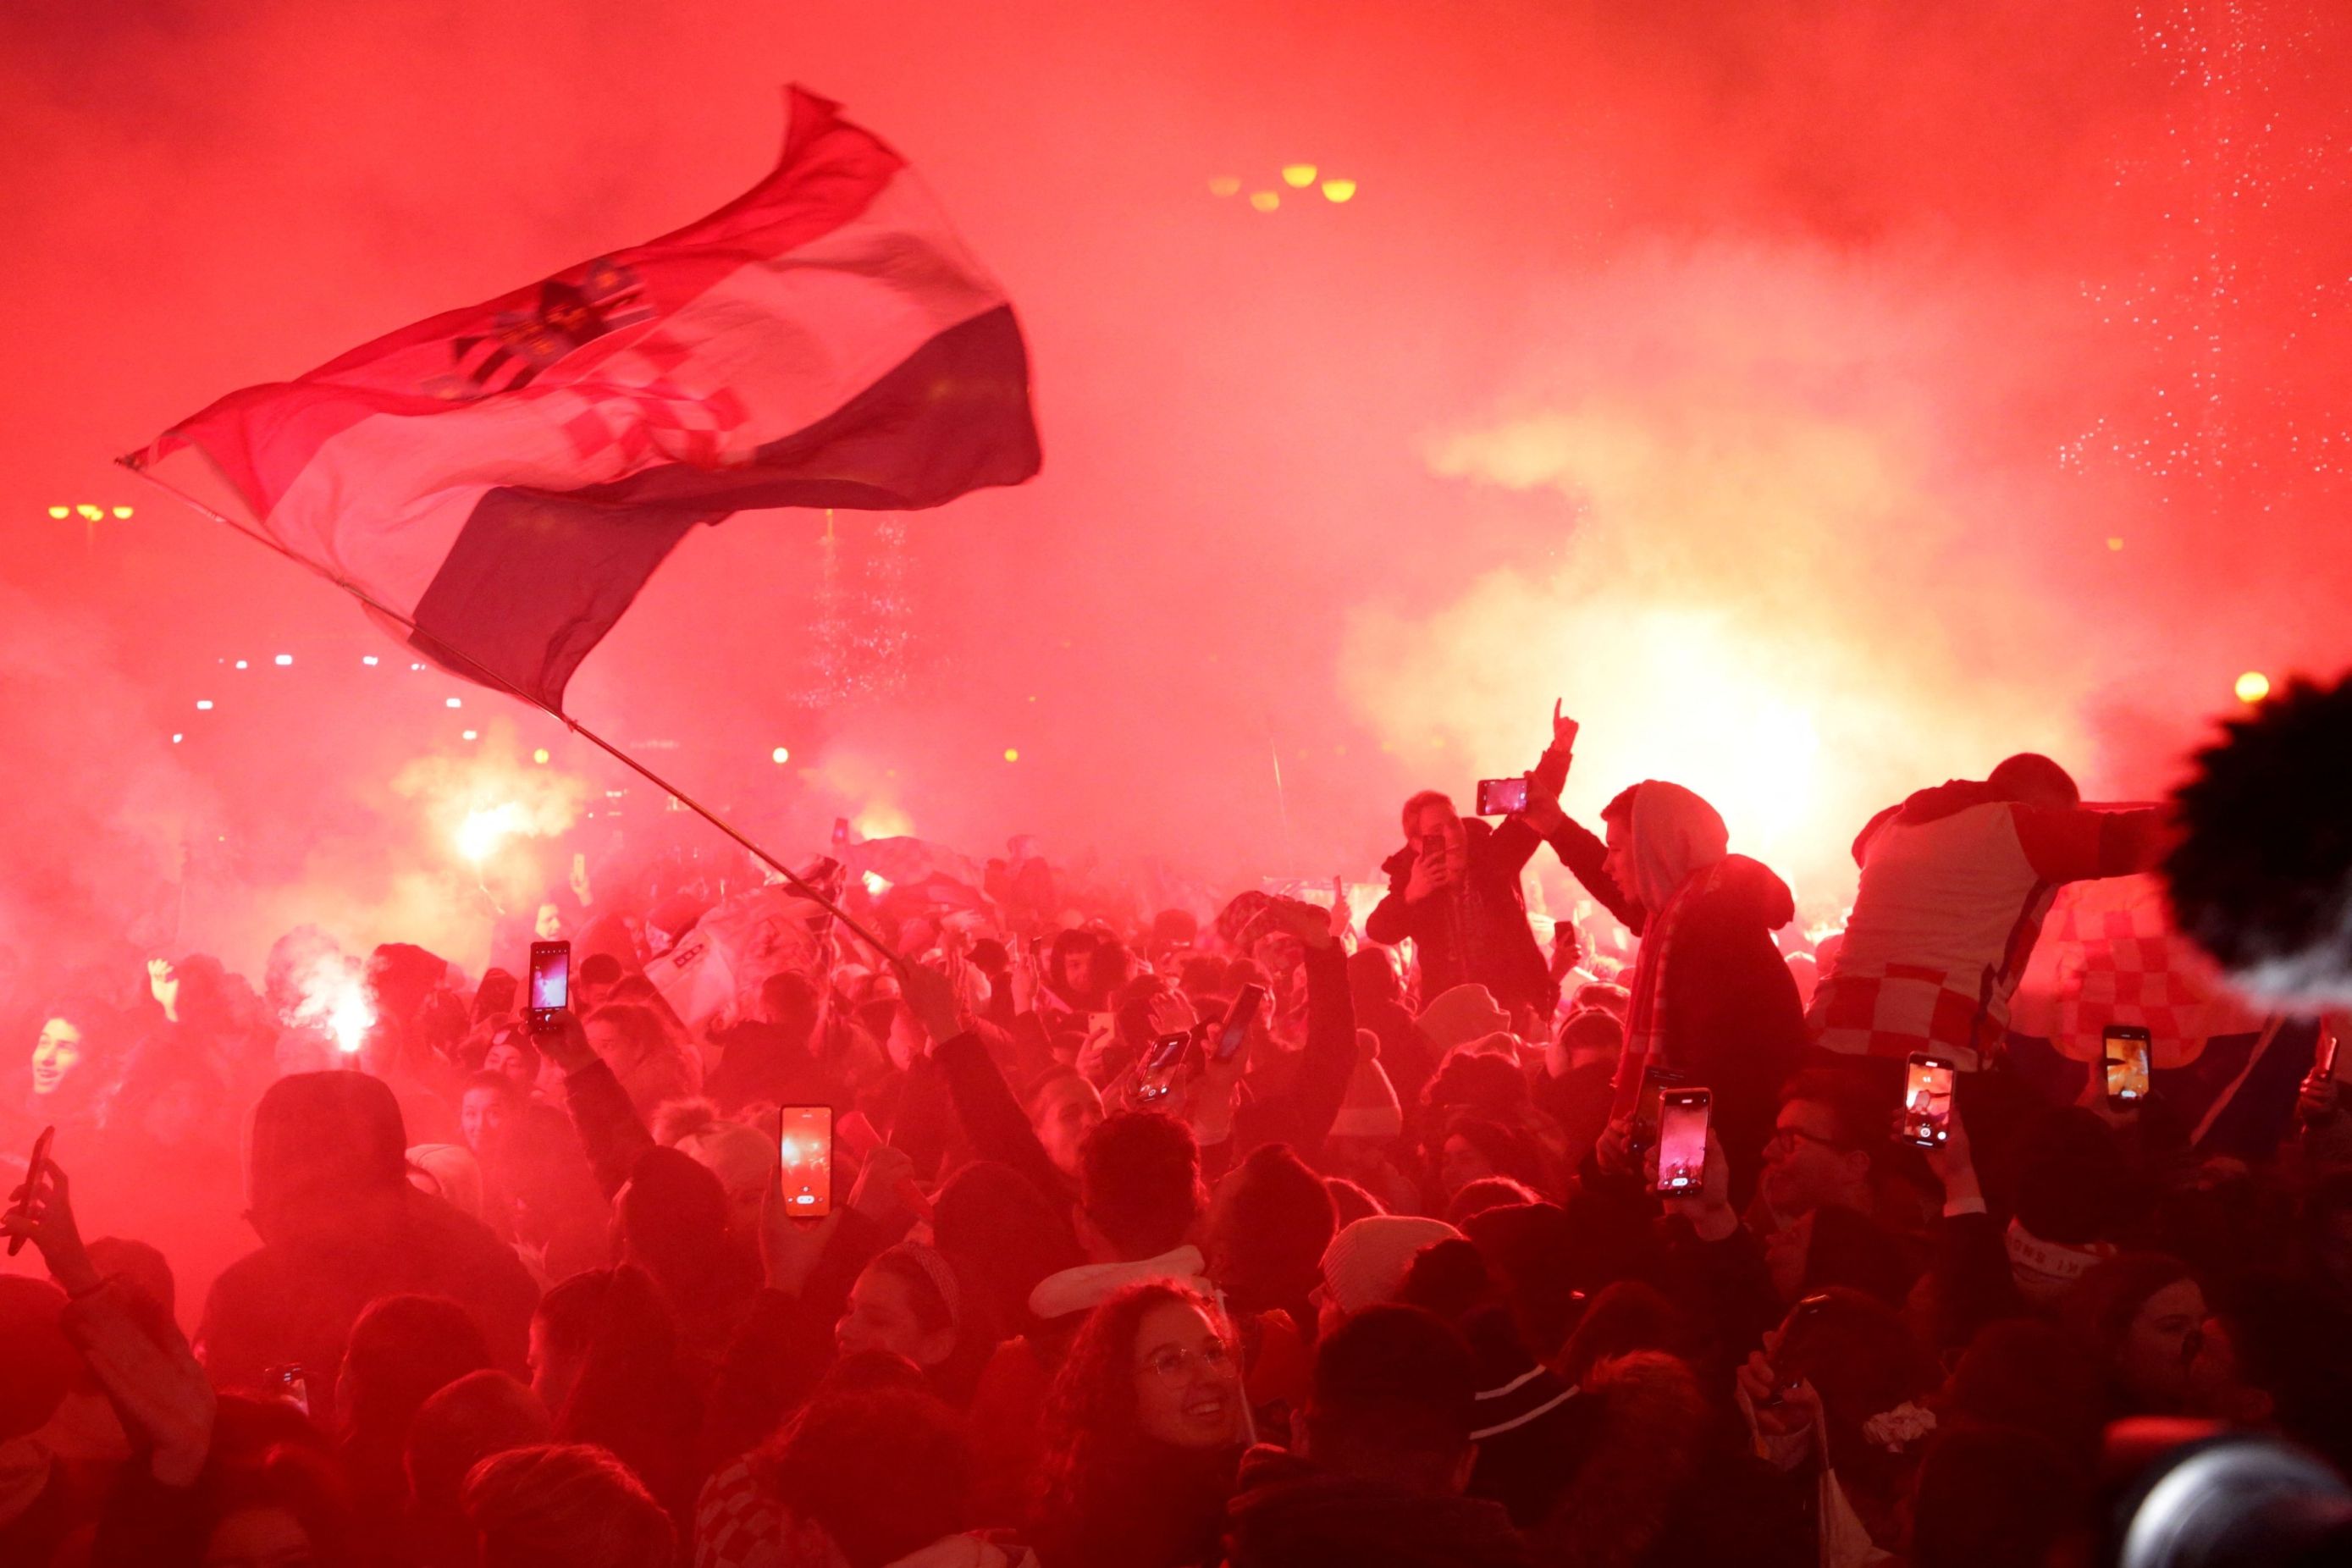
xmin=1700 ymin=853 xmax=1797 ymax=934
xmin=1227 ymin=1445 xmax=1532 ymax=1568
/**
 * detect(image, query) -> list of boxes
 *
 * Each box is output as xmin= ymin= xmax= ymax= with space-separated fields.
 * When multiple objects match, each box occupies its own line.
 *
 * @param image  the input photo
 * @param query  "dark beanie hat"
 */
xmin=249 ymin=1071 xmax=409 ymax=1219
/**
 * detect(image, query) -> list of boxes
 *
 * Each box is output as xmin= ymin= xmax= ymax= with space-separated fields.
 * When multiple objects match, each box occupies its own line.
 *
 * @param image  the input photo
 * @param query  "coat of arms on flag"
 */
xmin=129 ymin=88 xmax=1041 ymax=714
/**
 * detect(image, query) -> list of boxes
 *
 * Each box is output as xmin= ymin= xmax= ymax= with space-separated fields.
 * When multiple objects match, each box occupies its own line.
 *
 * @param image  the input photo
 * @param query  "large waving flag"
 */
xmin=130 ymin=89 xmax=1040 ymax=710
xmin=2003 ymin=875 xmax=2319 ymax=1157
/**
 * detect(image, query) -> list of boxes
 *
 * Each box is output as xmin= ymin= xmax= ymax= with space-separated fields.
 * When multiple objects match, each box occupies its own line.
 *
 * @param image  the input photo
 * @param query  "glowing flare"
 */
xmin=533 ymin=748 xmax=550 ymax=765
xmin=1281 ymin=163 xmax=1317 ymax=187
xmin=1248 ymin=191 xmax=1279 ymax=213
xmin=1321 ymin=178 xmax=1356 ymax=202
xmin=326 ymin=984 xmax=375 ymax=1055
xmin=1208 ymin=176 xmax=1240 ymax=197
xmin=75 ymin=504 xmax=102 ymax=521
xmin=2234 ymin=671 xmax=2271 ymax=704
xmin=771 ymin=746 xmax=791 ymax=764
xmin=457 ymin=802 xmax=527 ymax=863
xmin=862 ymin=871 xmax=892 ymax=896
xmin=1002 ymin=748 xmax=1021 ymax=761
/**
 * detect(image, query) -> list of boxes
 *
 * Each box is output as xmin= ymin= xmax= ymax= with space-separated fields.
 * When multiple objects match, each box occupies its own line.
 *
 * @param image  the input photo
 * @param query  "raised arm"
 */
xmin=544 ymin=1011 xmax=656 ymax=1200
xmin=900 ymin=960 xmax=1073 ymax=1211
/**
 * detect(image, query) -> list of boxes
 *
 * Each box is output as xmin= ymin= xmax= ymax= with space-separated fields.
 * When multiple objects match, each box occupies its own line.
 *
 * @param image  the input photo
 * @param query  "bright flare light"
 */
xmin=862 ymin=871 xmax=892 ymax=897
xmin=1281 ymin=163 xmax=1317 ymax=187
xmin=2235 ymin=671 xmax=2271 ymax=704
xmin=1321 ymin=178 xmax=1357 ymax=202
xmin=457 ymin=802 xmax=527 ymax=863
xmin=771 ymin=746 xmax=791 ymax=764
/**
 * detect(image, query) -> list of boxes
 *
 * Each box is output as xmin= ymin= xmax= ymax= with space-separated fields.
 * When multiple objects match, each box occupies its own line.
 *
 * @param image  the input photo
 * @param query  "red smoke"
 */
xmin=3 ymin=0 xmax=2349 ymax=973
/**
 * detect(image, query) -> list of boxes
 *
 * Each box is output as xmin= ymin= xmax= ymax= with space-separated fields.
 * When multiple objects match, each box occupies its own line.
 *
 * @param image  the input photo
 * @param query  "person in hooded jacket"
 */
xmin=1225 ymin=1305 xmax=1531 ymax=1568
xmin=1529 ymin=776 xmax=1806 ymax=1201
xmin=197 ymin=1070 xmax=539 ymax=1431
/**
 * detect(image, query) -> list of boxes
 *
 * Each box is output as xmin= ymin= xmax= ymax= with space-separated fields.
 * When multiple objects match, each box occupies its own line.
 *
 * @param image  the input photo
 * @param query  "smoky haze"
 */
xmin=4 ymin=0 xmax=2349 ymax=977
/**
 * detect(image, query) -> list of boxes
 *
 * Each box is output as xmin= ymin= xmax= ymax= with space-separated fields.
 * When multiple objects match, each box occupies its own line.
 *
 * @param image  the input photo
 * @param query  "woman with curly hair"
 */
xmin=1030 ymin=1281 xmax=1246 ymax=1568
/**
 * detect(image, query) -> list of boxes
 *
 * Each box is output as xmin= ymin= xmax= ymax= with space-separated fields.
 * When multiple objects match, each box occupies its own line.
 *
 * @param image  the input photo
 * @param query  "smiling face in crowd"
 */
xmin=1130 ymin=1300 xmax=1241 ymax=1450
xmin=30 ymin=1016 xmax=82 ymax=1096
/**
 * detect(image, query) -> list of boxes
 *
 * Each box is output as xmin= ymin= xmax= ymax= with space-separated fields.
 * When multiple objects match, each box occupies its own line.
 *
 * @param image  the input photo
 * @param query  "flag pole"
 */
xmin=117 ymin=456 xmax=905 ymax=963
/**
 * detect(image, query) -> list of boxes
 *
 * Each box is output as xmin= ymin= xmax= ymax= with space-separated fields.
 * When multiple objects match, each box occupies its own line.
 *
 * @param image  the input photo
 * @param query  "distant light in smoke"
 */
xmin=171 ymin=733 xmax=183 ymax=743
xmin=410 ymin=662 xmax=425 ymax=671
xmin=532 ymin=748 xmax=549 ymax=765
xmin=1208 ymin=175 xmax=1240 ymax=197
xmin=862 ymin=870 xmax=892 ymax=896
xmin=1281 ymin=163 xmax=1317 ymax=187
xmin=110 ymin=506 xmax=133 ymax=519
xmin=1249 ymin=191 xmax=1279 ymax=213
xmin=46 ymin=505 xmax=68 ymax=519
xmin=234 ymin=660 xmax=248 ymax=670
xmin=1002 ymin=748 xmax=1020 ymax=762
xmin=461 ymin=729 xmax=478 ymax=741
xmin=2106 ymin=537 xmax=2124 ymax=551
xmin=456 ymin=802 xmax=527 ymax=863
xmin=2235 ymin=670 xmax=2271 ymax=704
xmin=362 ymin=655 xmax=378 ymax=666
xmin=1321 ymin=178 xmax=1357 ymax=202
xmin=770 ymin=746 xmax=791 ymax=764
xmin=195 ymin=699 xmax=213 ymax=710
xmin=444 ymin=697 xmax=461 ymax=709
xmin=273 ymin=653 xmax=293 ymax=666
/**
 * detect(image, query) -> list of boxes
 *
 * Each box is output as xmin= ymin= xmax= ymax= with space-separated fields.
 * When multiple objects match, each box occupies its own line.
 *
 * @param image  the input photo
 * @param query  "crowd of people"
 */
xmin=4 ymin=693 xmax=2351 ymax=1568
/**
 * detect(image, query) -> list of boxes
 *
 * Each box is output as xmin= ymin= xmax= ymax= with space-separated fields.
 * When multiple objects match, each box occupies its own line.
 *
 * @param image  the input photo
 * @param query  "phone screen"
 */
xmin=527 ymin=941 xmax=570 ymax=1025
xmin=1654 ymin=1090 xmax=1710 ymax=1195
xmin=268 ymin=1363 xmax=311 ymax=1417
xmin=2318 ymin=1019 xmax=2342 ymax=1082
xmin=1215 ymin=984 xmax=1268 ymax=1063
xmin=2105 ymin=1028 xmax=2152 ymax=1102
xmin=1902 ymin=1056 xmax=1956 ymax=1147
xmin=778 ymin=1106 xmax=834 ymax=1217
xmin=1476 ymin=777 xmax=1531 ymax=816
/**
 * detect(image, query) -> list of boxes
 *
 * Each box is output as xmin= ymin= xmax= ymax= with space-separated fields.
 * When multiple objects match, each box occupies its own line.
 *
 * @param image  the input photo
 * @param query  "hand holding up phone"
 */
xmin=3 ymin=1154 xmax=101 ymax=1298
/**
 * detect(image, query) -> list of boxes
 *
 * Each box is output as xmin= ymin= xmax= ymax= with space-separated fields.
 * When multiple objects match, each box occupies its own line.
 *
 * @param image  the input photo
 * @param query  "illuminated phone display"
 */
xmin=2104 ymin=1026 xmax=2152 ymax=1104
xmin=1902 ymin=1055 xmax=1956 ymax=1147
xmin=527 ymin=941 xmax=570 ymax=1026
xmin=778 ymin=1106 xmax=833 ymax=1217
xmin=1654 ymin=1089 xmax=1710 ymax=1195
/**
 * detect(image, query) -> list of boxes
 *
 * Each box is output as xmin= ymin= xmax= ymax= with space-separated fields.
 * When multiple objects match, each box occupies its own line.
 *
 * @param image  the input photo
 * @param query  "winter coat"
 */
xmin=1224 ymin=1444 xmax=1532 ymax=1568
xmin=1368 ymin=819 xmax=1555 ymax=1021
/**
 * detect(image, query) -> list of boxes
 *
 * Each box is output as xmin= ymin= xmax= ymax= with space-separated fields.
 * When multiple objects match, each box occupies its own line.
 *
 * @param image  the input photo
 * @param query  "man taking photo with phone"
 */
xmin=1365 ymin=705 xmax=1582 ymax=1033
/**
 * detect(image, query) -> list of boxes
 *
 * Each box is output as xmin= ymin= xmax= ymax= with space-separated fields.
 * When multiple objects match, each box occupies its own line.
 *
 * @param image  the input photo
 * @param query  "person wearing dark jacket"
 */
xmin=1366 ymin=711 xmax=1582 ymax=1028
xmin=197 ymin=1071 xmax=538 ymax=1431
xmin=1226 ymin=1305 xmax=1531 ymax=1568
xmin=1531 ymin=777 xmax=1805 ymax=1201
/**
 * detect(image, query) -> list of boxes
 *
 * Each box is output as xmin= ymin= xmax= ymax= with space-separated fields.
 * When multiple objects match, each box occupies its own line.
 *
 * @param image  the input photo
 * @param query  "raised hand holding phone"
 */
xmin=3 ymin=1151 xmax=100 ymax=1295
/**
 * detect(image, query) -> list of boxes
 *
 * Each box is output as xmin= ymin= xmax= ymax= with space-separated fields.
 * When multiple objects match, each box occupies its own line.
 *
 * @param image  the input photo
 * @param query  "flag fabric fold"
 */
xmin=132 ymin=87 xmax=1040 ymax=709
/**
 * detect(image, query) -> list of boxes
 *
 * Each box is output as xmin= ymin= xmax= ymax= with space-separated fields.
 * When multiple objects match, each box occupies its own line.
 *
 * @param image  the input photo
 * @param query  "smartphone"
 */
xmin=2104 ymin=1024 xmax=2152 ymax=1105
xmin=1475 ymin=777 xmax=1531 ymax=816
xmin=1901 ymin=1053 xmax=1957 ymax=1148
xmin=8 ymin=1126 xmax=55 ymax=1257
xmin=2316 ymin=1019 xmax=2342 ymax=1082
xmin=832 ymin=816 xmax=851 ymax=847
xmin=1131 ymin=1034 xmax=1192 ymax=1106
xmin=1214 ymin=983 xmax=1268 ymax=1063
xmin=1630 ymin=1067 xmax=1682 ymax=1152
xmin=1654 ymin=1088 xmax=1711 ymax=1196
xmin=777 ymin=1106 xmax=834 ymax=1217
xmin=267 ymin=1362 xmax=312 ymax=1417
xmin=527 ymin=941 xmax=570 ymax=1033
